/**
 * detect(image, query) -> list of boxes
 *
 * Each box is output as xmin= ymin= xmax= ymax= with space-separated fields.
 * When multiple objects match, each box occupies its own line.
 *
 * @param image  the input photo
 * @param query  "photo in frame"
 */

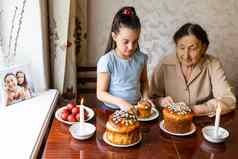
xmin=0 ymin=64 xmax=36 ymax=106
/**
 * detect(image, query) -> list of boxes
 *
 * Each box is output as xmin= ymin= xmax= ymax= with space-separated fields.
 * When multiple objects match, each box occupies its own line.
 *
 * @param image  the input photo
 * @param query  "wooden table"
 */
xmin=41 ymin=105 xmax=238 ymax=159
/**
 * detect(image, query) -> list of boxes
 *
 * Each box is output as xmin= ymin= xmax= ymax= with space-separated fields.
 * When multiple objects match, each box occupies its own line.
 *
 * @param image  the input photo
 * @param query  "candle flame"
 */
xmin=80 ymin=97 xmax=84 ymax=105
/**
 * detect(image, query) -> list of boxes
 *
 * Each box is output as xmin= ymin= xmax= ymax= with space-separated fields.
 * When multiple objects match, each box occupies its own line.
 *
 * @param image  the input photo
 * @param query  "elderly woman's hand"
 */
xmin=191 ymin=104 xmax=210 ymax=116
xmin=158 ymin=96 xmax=174 ymax=107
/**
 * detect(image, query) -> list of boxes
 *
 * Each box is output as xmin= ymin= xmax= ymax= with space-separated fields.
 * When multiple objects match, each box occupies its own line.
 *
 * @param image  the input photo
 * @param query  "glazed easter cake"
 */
xmin=104 ymin=110 xmax=140 ymax=145
xmin=163 ymin=103 xmax=193 ymax=134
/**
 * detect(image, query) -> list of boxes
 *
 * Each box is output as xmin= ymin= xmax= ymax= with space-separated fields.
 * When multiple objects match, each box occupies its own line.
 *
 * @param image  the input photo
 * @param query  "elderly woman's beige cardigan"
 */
xmin=150 ymin=53 xmax=236 ymax=116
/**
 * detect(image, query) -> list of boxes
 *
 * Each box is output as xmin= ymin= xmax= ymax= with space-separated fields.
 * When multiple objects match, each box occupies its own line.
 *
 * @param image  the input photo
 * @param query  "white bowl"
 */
xmin=202 ymin=126 xmax=229 ymax=143
xmin=69 ymin=122 xmax=96 ymax=140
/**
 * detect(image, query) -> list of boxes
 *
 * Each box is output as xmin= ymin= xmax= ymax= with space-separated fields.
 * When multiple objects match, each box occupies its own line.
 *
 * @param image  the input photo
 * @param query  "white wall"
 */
xmin=0 ymin=0 xmax=49 ymax=92
xmin=88 ymin=0 xmax=238 ymax=95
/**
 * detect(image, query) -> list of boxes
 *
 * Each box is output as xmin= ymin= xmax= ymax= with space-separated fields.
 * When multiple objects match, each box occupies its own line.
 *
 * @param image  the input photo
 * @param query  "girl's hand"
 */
xmin=120 ymin=106 xmax=129 ymax=111
xmin=147 ymin=99 xmax=156 ymax=108
xmin=119 ymin=104 xmax=135 ymax=113
xmin=158 ymin=96 xmax=174 ymax=107
xmin=141 ymin=98 xmax=156 ymax=108
xmin=128 ymin=105 xmax=137 ymax=115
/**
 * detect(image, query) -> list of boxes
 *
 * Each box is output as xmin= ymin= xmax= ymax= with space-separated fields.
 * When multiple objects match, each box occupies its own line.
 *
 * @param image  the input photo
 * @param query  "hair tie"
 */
xmin=122 ymin=8 xmax=133 ymax=16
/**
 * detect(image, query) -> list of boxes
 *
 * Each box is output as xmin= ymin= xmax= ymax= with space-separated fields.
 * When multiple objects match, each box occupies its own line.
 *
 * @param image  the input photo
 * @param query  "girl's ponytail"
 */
xmin=104 ymin=6 xmax=141 ymax=54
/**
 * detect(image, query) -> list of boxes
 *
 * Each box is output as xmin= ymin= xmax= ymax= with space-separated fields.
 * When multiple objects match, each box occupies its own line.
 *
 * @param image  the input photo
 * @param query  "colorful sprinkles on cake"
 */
xmin=112 ymin=110 xmax=137 ymax=126
xmin=168 ymin=103 xmax=191 ymax=115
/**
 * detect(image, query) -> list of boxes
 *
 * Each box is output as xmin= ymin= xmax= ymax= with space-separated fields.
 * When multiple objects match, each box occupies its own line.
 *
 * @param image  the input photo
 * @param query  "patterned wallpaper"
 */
xmin=88 ymin=0 xmax=238 ymax=95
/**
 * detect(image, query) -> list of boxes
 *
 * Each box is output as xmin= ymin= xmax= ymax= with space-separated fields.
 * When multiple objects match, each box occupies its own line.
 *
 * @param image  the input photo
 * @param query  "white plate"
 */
xmin=159 ymin=120 xmax=196 ymax=136
xmin=137 ymin=108 xmax=159 ymax=121
xmin=103 ymin=133 xmax=142 ymax=147
xmin=55 ymin=105 xmax=95 ymax=125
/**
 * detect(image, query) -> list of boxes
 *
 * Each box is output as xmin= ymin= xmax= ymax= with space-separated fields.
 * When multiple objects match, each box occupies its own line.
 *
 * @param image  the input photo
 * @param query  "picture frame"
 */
xmin=0 ymin=64 xmax=36 ymax=106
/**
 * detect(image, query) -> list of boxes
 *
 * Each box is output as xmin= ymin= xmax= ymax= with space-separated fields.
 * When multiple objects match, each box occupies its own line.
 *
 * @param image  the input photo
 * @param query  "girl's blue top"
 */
xmin=97 ymin=49 xmax=147 ymax=109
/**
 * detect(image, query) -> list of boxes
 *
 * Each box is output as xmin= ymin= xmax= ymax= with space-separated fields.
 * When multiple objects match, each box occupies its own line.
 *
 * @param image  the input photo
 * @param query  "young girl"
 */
xmin=97 ymin=6 xmax=149 ymax=111
xmin=16 ymin=71 xmax=32 ymax=98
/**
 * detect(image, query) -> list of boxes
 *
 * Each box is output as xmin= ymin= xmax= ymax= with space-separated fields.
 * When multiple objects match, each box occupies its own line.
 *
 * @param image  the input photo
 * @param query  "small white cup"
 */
xmin=202 ymin=126 xmax=229 ymax=143
xmin=69 ymin=122 xmax=96 ymax=140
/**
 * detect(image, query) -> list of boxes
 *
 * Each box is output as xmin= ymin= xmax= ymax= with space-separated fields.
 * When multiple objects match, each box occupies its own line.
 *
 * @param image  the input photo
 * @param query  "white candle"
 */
xmin=214 ymin=103 xmax=221 ymax=138
xmin=80 ymin=98 xmax=85 ymax=123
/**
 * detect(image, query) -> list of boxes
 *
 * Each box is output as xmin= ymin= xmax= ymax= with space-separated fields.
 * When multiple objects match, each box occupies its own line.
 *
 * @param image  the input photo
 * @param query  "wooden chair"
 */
xmin=77 ymin=66 xmax=100 ymax=107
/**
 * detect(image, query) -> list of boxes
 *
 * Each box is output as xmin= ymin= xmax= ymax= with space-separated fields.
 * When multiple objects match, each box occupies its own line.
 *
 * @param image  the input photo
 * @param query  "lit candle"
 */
xmin=80 ymin=98 xmax=85 ymax=123
xmin=214 ymin=103 xmax=221 ymax=138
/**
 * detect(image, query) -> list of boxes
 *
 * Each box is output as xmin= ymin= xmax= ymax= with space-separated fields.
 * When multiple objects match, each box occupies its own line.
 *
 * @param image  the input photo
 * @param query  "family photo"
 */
xmin=0 ymin=64 xmax=35 ymax=106
xmin=1 ymin=0 xmax=238 ymax=158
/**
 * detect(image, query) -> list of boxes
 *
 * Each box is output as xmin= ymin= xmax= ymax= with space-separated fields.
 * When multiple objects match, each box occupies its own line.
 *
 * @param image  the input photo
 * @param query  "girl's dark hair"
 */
xmin=105 ymin=6 xmax=141 ymax=54
xmin=4 ymin=73 xmax=16 ymax=83
xmin=16 ymin=71 xmax=28 ymax=87
xmin=173 ymin=23 xmax=209 ymax=47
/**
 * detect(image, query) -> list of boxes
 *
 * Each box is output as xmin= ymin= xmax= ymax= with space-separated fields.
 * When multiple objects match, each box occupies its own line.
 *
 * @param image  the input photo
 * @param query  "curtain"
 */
xmin=48 ymin=0 xmax=87 ymax=103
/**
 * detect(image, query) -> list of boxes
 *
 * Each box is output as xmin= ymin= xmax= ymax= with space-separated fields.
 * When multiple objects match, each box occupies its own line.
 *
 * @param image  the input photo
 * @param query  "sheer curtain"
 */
xmin=48 ymin=0 xmax=87 ymax=102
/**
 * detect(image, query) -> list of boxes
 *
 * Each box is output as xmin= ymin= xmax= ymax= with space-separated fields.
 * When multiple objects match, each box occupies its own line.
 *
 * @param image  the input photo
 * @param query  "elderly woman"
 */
xmin=150 ymin=23 xmax=236 ymax=117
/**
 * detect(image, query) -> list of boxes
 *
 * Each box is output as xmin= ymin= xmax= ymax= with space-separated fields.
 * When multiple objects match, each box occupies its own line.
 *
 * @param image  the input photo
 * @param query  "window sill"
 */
xmin=0 ymin=89 xmax=59 ymax=159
